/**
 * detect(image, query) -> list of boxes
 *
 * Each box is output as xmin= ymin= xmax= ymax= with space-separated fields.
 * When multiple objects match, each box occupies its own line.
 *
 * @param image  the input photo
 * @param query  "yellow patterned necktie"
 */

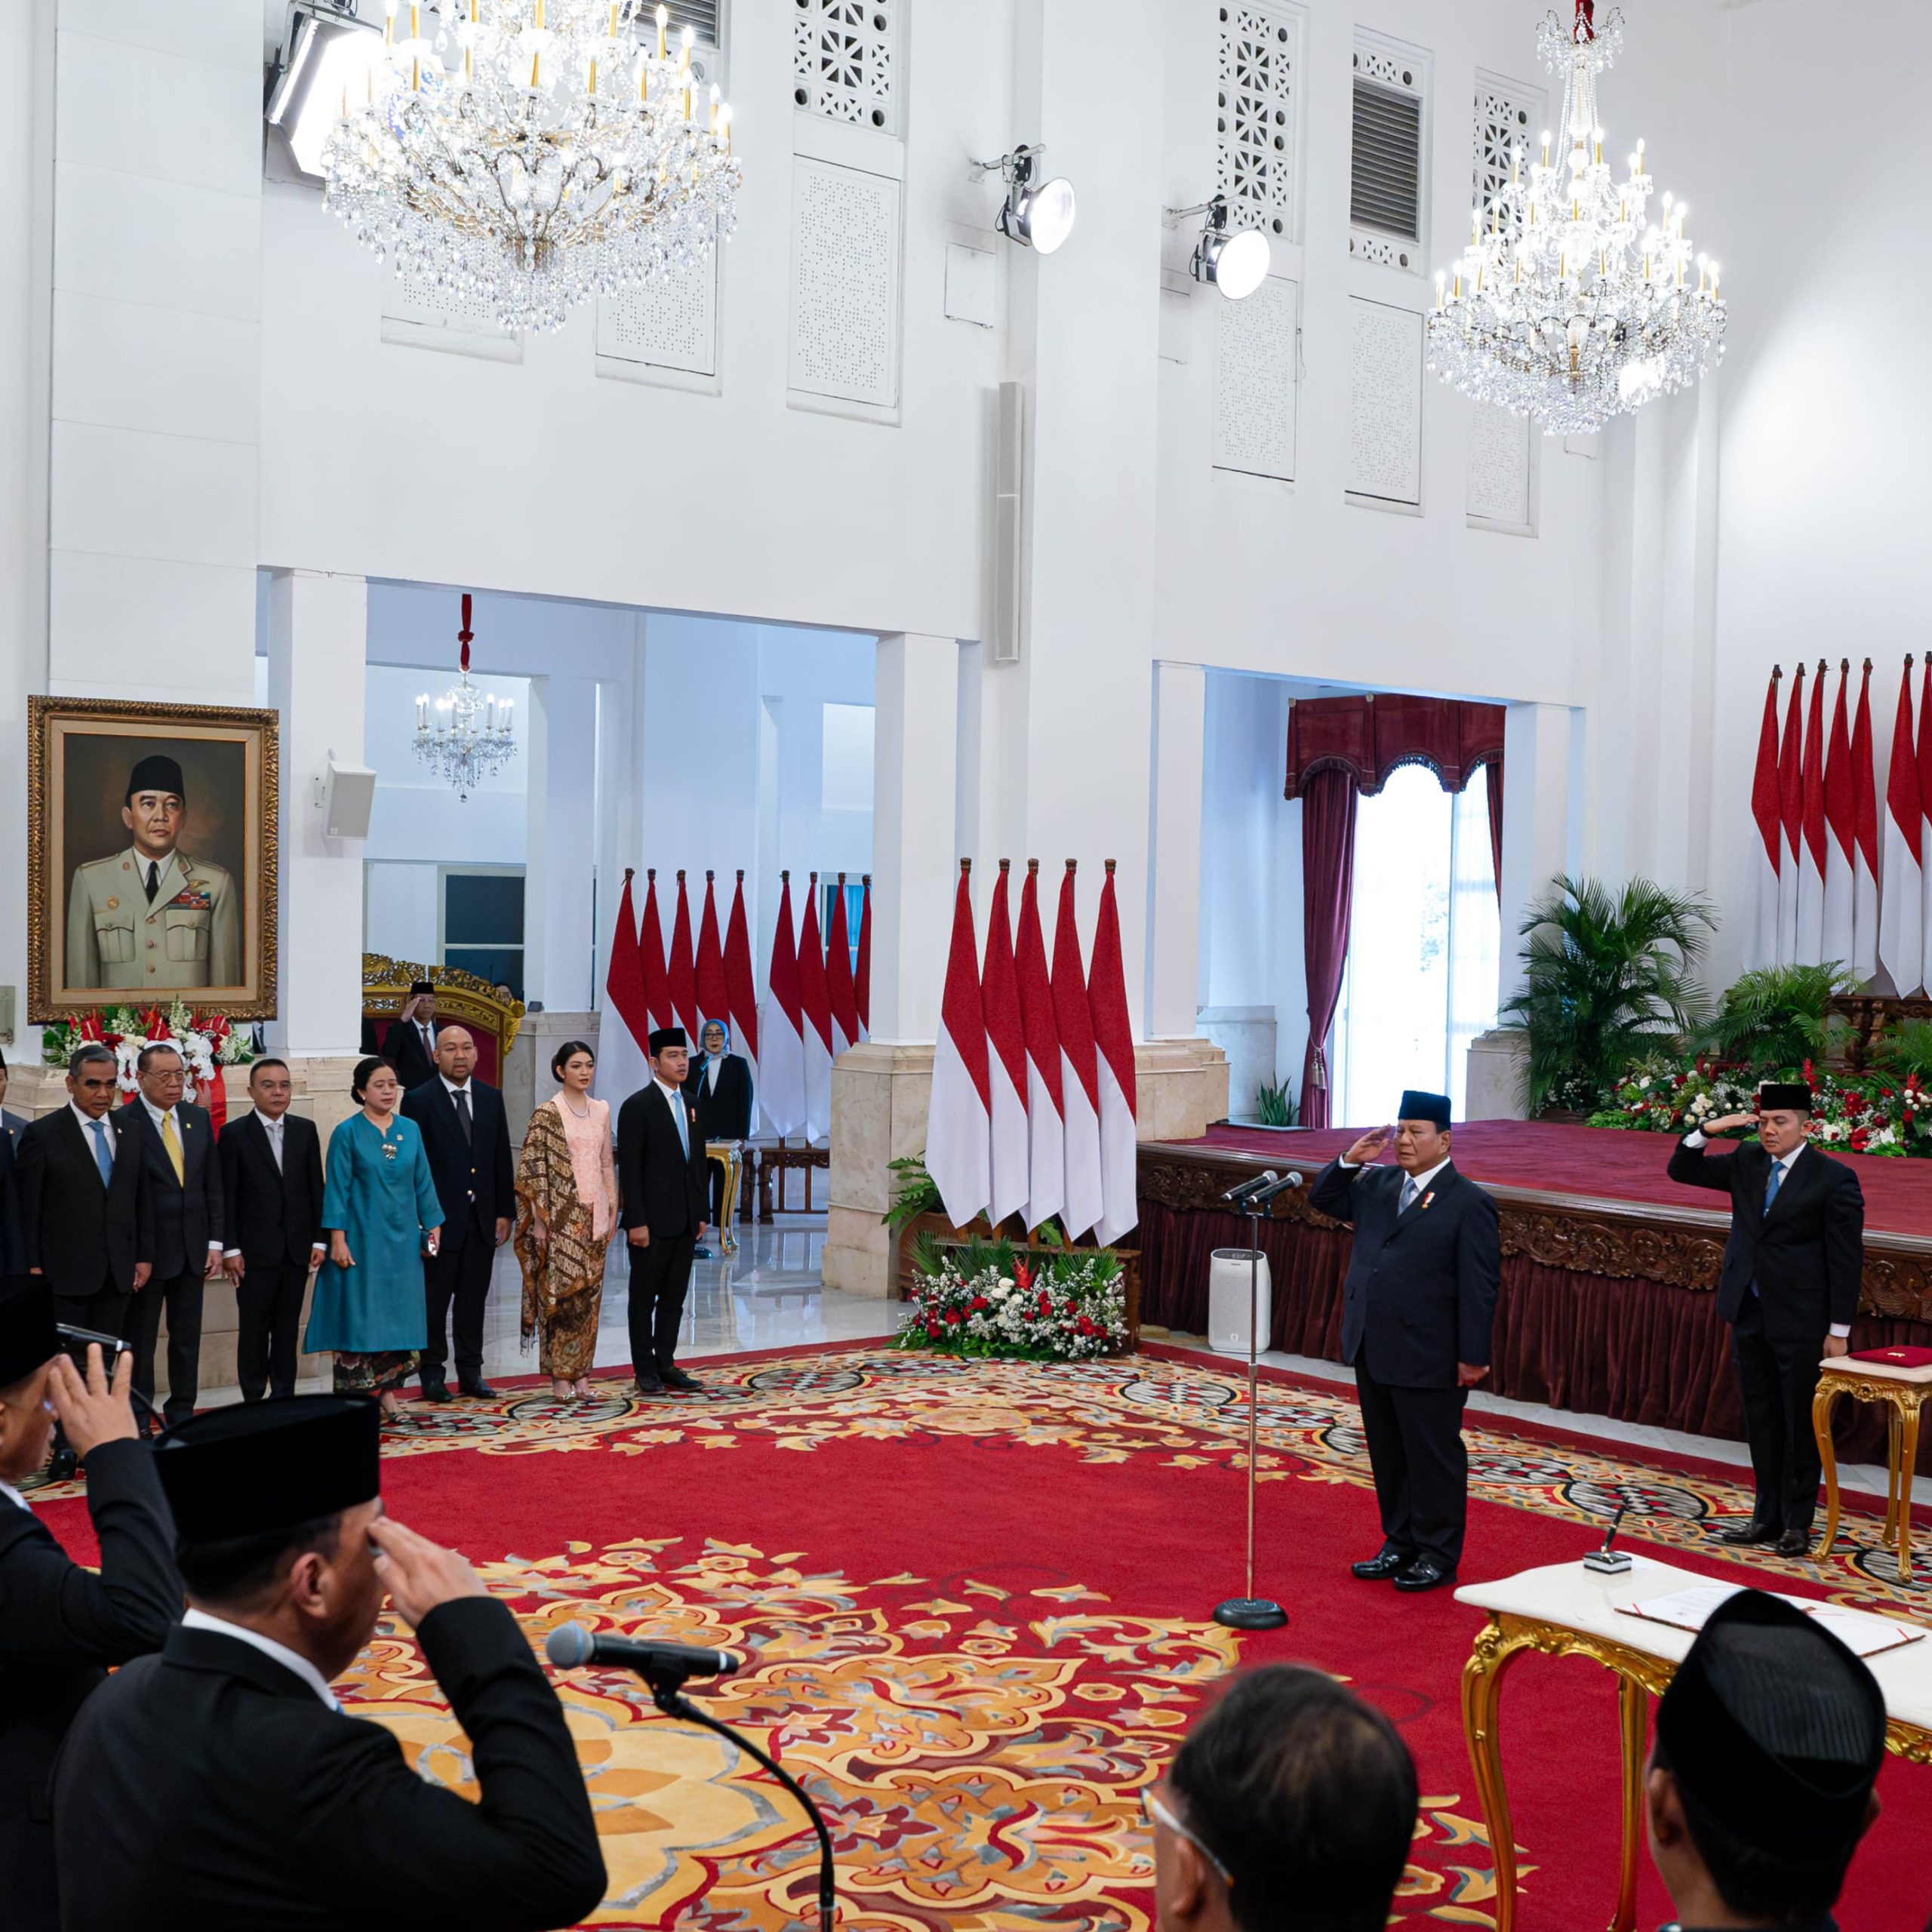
xmin=162 ymin=1111 xmax=185 ymax=1185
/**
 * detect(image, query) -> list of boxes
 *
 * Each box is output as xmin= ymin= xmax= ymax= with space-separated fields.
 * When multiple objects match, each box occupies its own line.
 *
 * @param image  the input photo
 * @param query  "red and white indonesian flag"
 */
xmin=1089 ymin=861 xmax=1139 ymax=1247
xmin=598 ymin=870 xmax=653 ymax=1105
xmin=798 ymin=875 xmax=835 ymax=1140
xmin=1052 ymin=863 xmax=1104 ymax=1241
xmin=926 ymin=862 xmax=991 ymax=1229
xmin=1879 ymin=657 xmax=1924 ymax=997
xmin=1851 ymin=663 xmax=1880 ymax=984
xmin=1823 ymin=666 xmax=1857 ymax=973
xmin=1921 ymin=659 xmax=1932 ymax=989
xmin=1014 ymin=861 xmax=1064 ymax=1232
xmin=982 ymin=862 xmax=1029 ymax=1226
xmin=1777 ymin=664 xmax=1804 ymax=966
xmin=723 ymin=872 xmax=760 ymax=1073
xmin=761 ymin=874 xmax=806 ymax=1136
xmin=854 ymin=878 xmax=872 ymax=1042
xmin=1746 ymin=671 xmax=1783 ymax=971
xmin=826 ymin=876 xmax=860 ymax=1059
xmin=1798 ymin=663 xmax=1828 ymax=964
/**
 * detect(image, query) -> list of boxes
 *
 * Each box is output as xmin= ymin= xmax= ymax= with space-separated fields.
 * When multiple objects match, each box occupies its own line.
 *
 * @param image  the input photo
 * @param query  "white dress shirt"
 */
xmin=705 ymin=1058 xmax=720 ymax=1094
xmin=224 ymin=1114 xmax=326 ymax=1263
xmin=0 ymin=1478 xmax=27 ymax=1514
xmin=180 ymin=1607 xmax=339 ymax=1709
xmin=1681 ymin=1134 xmax=1847 ymax=1337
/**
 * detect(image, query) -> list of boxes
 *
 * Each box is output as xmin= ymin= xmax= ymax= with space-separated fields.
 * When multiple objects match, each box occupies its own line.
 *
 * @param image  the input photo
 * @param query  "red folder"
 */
xmin=1850 ymin=1346 xmax=1932 ymax=1367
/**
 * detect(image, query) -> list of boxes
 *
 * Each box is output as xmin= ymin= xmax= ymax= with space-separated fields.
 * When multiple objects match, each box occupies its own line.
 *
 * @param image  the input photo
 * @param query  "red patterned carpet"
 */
xmin=1192 ymin=1119 xmax=1932 ymax=1238
xmin=35 ymin=1348 xmax=1932 ymax=1930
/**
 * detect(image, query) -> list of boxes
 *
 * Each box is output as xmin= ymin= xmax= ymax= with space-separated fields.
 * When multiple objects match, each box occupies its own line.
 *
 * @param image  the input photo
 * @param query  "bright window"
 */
xmin=1331 ymin=765 xmax=1499 ymax=1125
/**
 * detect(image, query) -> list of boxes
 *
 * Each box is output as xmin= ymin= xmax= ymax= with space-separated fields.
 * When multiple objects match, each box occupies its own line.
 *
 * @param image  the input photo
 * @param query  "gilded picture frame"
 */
xmin=27 ymin=695 xmax=280 ymax=1022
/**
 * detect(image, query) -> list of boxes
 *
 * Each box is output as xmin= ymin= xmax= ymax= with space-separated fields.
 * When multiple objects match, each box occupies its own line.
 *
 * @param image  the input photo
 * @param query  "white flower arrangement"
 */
xmin=899 ymin=1246 xmax=1128 ymax=1361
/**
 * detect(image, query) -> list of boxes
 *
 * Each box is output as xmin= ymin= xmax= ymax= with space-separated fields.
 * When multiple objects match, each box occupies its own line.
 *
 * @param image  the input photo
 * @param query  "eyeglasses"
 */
xmin=1141 ymin=1786 xmax=1234 ymax=1887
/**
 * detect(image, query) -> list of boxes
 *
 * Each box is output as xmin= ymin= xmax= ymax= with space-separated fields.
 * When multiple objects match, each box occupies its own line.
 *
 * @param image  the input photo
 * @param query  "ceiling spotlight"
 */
xmin=1172 ymin=194 xmax=1270 ymax=300
xmin=265 ymin=2 xmax=382 ymax=184
xmin=973 ymin=145 xmax=1077 ymax=255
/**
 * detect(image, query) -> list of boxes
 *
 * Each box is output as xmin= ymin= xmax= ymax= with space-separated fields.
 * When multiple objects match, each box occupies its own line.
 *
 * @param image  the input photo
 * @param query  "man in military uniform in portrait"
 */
xmin=66 ymin=754 xmax=241 ymax=992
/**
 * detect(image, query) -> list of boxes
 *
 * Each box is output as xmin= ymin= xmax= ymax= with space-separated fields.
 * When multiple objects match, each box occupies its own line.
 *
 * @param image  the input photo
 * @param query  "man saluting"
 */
xmin=1309 ymin=1091 xmax=1500 ymax=1593
xmin=1667 ymin=1081 xmax=1864 ymax=1558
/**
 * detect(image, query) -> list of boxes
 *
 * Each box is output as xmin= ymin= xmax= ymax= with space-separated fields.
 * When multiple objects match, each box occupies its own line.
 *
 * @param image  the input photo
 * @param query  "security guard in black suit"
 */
xmin=52 ymin=1395 xmax=606 ymax=1931
xmin=1666 ymin=1081 xmax=1864 ymax=1557
xmin=0 ymin=1278 xmax=180 ymax=1932
xmin=1309 ymin=1090 xmax=1501 ymax=1592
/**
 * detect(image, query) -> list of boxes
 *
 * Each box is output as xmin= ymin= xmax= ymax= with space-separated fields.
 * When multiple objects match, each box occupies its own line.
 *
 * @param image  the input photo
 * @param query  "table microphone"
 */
xmin=1247 ymin=1170 xmax=1306 ymax=1206
xmin=1220 ymin=1171 xmax=1277 ymax=1203
xmin=544 ymin=1624 xmax=742 ymax=1681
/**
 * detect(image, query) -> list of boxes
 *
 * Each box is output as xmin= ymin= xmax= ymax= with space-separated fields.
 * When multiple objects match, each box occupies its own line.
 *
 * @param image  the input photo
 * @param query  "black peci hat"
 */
xmin=155 ymin=1395 xmax=382 ymax=1543
xmin=1396 ymin=1090 xmax=1452 ymax=1129
xmin=125 ymin=754 xmax=186 ymax=804
xmin=1656 ymin=1589 xmax=1884 ymax=1862
xmin=1758 ymin=1082 xmax=1813 ymax=1114
xmin=409 ymin=978 xmax=435 ymax=996
xmin=0 ymin=1275 xmax=60 ymax=1389
xmin=648 ymin=1027 xmax=688 ymax=1055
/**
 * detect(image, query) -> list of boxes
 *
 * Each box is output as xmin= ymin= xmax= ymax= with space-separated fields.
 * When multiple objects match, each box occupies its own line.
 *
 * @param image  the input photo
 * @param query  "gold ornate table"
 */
xmin=704 ymin=1141 xmax=743 ymax=1256
xmin=1457 ymin=1556 xmax=1932 ymax=1932
xmin=1814 ymin=1354 xmax=1932 ymax=1583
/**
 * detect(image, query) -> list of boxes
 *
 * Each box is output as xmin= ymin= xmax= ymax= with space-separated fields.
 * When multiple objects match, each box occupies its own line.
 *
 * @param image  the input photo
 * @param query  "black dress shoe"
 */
xmin=458 ymin=1380 xmax=498 ymax=1400
xmin=1717 ymin=1518 xmax=1779 ymax=1546
xmin=1392 ymin=1554 xmax=1458 ymax=1593
xmin=1774 ymin=1528 xmax=1812 ymax=1558
xmin=633 ymin=1372 xmax=666 ymax=1395
xmin=659 ymin=1365 xmax=704 ymax=1392
xmin=418 ymin=1380 xmax=453 ymax=1404
xmin=48 ymin=1446 xmax=79 ymax=1484
xmin=1351 ymin=1548 xmax=1411 ymax=1581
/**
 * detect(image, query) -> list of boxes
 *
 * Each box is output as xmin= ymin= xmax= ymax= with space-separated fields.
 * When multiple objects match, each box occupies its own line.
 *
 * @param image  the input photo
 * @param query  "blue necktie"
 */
xmin=91 ymin=1118 xmax=114 ymax=1185
xmin=1400 ymin=1175 xmax=1420 ymax=1214
xmin=1762 ymin=1160 xmax=1783 ymax=1216
xmin=669 ymin=1088 xmax=688 ymax=1157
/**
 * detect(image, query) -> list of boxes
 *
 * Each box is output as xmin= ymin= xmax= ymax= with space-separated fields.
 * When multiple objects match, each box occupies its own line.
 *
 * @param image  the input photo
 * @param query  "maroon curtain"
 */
xmin=1298 ymin=768 xmax=1357 ymax=1130
xmin=1485 ymin=758 xmax=1504 ymax=900
xmin=1284 ymin=694 xmax=1505 ymax=801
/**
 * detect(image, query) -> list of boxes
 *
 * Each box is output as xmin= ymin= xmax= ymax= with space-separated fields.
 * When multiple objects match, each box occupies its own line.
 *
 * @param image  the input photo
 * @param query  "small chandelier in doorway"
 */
xmin=414 ymin=592 xmax=515 ymax=801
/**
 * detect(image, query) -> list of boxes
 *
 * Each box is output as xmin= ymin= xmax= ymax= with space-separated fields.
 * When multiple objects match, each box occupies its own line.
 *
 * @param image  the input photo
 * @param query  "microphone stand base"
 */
xmin=1213 ymin=1596 xmax=1288 ymax=1631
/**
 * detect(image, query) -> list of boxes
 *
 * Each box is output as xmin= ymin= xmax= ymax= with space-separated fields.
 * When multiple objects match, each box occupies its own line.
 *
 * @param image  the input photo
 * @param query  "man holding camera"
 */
xmin=0 ymin=1277 xmax=181 ymax=1931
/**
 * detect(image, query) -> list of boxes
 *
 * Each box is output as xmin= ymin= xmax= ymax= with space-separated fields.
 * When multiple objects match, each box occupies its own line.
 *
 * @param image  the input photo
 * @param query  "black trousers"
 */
xmin=236 ymin=1257 xmax=309 ymax=1401
xmin=627 ymin=1232 xmax=696 ymax=1378
xmin=123 ymin=1266 xmax=205 ymax=1428
xmin=1733 ymin=1297 xmax=1826 ymax=1532
xmin=420 ymin=1218 xmax=495 ymax=1388
xmin=1354 ymin=1350 xmax=1470 ymax=1566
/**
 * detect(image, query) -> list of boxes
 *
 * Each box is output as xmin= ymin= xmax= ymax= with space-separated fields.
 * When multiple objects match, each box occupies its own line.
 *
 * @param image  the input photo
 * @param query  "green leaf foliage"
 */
xmin=1691 ymin=962 xmax=1856 ymax=1070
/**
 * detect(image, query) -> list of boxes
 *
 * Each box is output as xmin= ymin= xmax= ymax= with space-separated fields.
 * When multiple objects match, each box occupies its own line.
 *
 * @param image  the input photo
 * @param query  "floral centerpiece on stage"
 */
xmin=42 ymin=1002 xmax=255 ymax=1117
xmin=898 ymin=1233 xmax=1129 ymax=1361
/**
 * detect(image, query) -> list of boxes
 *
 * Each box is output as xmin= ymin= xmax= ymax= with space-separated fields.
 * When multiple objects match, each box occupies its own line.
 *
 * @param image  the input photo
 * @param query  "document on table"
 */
xmin=1617 ymin=1583 xmax=1925 ymax=1659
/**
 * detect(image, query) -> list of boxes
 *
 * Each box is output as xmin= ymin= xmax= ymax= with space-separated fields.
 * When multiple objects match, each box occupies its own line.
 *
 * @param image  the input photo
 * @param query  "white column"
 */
xmin=1146 ymin=660 xmax=1206 ymax=1038
xmin=868 ymin=633 xmax=958 ymax=1041
xmin=47 ymin=1 xmax=260 ymax=703
xmin=1498 ymin=701 xmax=1578 ymax=1004
xmin=523 ymin=674 xmax=598 ymax=1011
xmin=267 ymin=570 xmax=368 ymax=1062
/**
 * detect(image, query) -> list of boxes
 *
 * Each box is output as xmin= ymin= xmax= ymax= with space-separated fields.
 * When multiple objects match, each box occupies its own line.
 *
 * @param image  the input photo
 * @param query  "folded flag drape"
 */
xmin=1878 ymin=657 xmax=1923 ymax=997
xmin=926 ymin=860 xmax=991 ymax=1229
xmin=983 ymin=860 xmax=1029 ymax=1226
xmin=1823 ymin=665 xmax=1857 ymax=973
xmin=1089 ymin=860 xmax=1139 ymax=1247
xmin=1851 ymin=662 xmax=1880 ymax=984
xmin=1746 ymin=669 xmax=1783 ymax=971
xmin=798 ymin=873 xmax=834 ymax=1139
xmin=669 ymin=872 xmax=700 ymax=1040
xmin=761 ymin=873 xmax=805 ymax=1136
xmin=1015 ymin=860 xmax=1064 ymax=1232
xmin=1053 ymin=862 xmax=1104 ymax=1241
xmin=855 ymin=876 xmax=872 ymax=1041
xmin=1777 ymin=662 xmax=1804 ymax=967
xmin=826 ymin=874 xmax=860 ymax=1059
xmin=640 ymin=869 xmax=672 ymax=1034
xmin=1798 ymin=662 xmax=1828 ymax=964
xmin=1921 ymin=659 xmax=1932 ymax=989
xmin=695 ymin=872 xmax=728 ymax=1032
xmin=724 ymin=870 xmax=760 ymax=1071
xmin=599 ymin=869 xmax=652 ymax=1104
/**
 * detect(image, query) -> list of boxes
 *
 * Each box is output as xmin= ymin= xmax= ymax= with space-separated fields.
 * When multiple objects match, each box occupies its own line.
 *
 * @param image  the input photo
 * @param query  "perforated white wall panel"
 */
xmin=1467 ymin=400 xmax=1532 ymax=528
xmin=1347 ymin=297 xmax=1423 ymax=505
xmin=1214 ymin=274 xmax=1299 ymax=481
xmin=597 ymin=253 xmax=718 ymax=376
xmin=384 ymin=269 xmax=505 ymax=333
xmin=792 ymin=0 xmax=896 ymax=132
xmin=788 ymin=156 xmax=900 ymax=408
xmin=1473 ymin=71 xmax=1543 ymax=212
xmin=1217 ymin=2 xmax=1303 ymax=243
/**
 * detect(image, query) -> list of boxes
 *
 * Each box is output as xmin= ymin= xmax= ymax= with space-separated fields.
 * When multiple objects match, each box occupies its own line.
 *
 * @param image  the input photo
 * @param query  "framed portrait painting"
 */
xmin=27 ymin=696 xmax=279 ymax=1021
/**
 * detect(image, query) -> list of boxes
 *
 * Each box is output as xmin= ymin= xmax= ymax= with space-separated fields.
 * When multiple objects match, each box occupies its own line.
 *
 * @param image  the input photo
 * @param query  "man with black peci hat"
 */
xmin=0 ymin=1278 xmax=179 ymax=1932
xmin=1309 ymin=1090 xmax=1501 ymax=1592
xmin=1668 ymin=1083 xmax=1865 ymax=1558
xmin=54 ymin=1394 xmax=606 ymax=1930
xmin=66 ymin=753 xmax=239 ymax=992
xmin=1645 ymin=1587 xmax=1885 ymax=1930
xmin=386 ymin=977 xmax=445 ymax=1089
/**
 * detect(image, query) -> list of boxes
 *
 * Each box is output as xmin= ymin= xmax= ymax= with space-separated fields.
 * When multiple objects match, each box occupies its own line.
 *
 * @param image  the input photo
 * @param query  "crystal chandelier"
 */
xmin=321 ymin=1 xmax=742 ymax=334
xmin=1426 ymin=2 xmax=1725 ymax=435
xmin=415 ymin=595 xmax=515 ymax=801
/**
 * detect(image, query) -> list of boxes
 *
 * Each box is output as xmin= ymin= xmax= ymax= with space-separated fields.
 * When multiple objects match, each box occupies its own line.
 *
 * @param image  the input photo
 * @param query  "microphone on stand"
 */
xmin=545 ymin=1623 xmax=838 ymax=1930
xmin=1246 ymin=1169 xmax=1306 ymax=1208
xmin=1219 ymin=1170 xmax=1278 ymax=1204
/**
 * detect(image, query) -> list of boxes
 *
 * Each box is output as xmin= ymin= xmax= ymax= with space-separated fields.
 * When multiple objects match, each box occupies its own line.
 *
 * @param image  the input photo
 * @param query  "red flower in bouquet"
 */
xmin=1014 ymin=1258 xmax=1033 ymax=1291
xmin=971 ymin=1296 xmax=989 ymax=1312
xmin=945 ymin=1307 xmax=964 ymax=1325
xmin=1849 ymin=1128 xmax=1871 ymax=1153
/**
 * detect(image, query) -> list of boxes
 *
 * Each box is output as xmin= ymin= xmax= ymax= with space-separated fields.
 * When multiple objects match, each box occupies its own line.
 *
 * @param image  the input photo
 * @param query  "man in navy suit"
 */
xmin=1666 ymin=1081 xmax=1865 ymax=1557
xmin=124 ymin=1043 xmax=223 ymax=1429
xmin=401 ymin=1027 xmax=513 ymax=1401
xmin=1309 ymin=1090 xmax=1500 ymax=1592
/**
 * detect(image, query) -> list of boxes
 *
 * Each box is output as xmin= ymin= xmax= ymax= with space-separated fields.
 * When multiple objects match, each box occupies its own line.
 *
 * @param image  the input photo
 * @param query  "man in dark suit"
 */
xmin=219 ymin=1060 xmax=327 ymax=1402
xmin=385 ymin=978 xmax=444 ymax=1090
xmin=1666 ymin=1081 xmax=1865 ymax=1557
xmin=401 ymin=1026 xmax=513 ymax=1401
xmin=617 ymin=1027 xmax=710 ymax=1395
xmin=124 ymin=1041 xmax=223 ymax=1429
xmin=0 ymin=1043 xmax=27 ymax=1144
xmin=0 ymin=1112 xmax=21 ymax=1278
xmin=688 ymin=1019 xmax=754 ymax=1235
xmin=52 ymin=1395 xmax=607 ymax=1930
xmin=1309 ymin=1090 xmax=1500 ymax=1592
xmin=0 ymin=1279 xmax=180 ymax=1932
xmin=17 ymin=1045 xmax=152 ymax=1469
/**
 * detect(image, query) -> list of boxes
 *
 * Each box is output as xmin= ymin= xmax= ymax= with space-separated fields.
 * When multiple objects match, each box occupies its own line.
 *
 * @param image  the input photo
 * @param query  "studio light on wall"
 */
xmin=973 ymin=146 xmax=1077 ymax=255
xmin=265 ymin=4 xmax=383 ymax=183
xmin=1170 ymin=193 xmax=1270 ymax=300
